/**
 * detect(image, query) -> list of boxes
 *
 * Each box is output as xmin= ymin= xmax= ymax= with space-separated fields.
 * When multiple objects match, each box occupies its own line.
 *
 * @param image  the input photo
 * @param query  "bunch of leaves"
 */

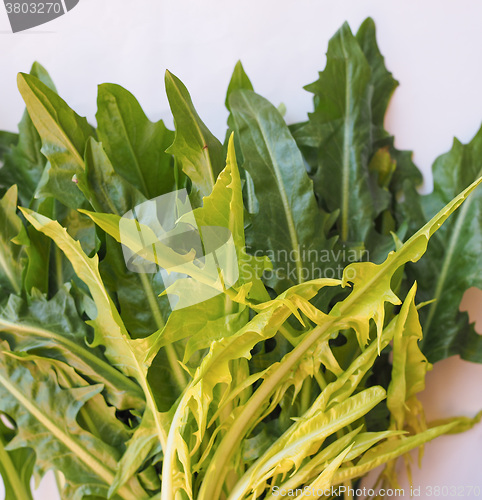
xmin=0 ymin=17 xmax=480 ymax=500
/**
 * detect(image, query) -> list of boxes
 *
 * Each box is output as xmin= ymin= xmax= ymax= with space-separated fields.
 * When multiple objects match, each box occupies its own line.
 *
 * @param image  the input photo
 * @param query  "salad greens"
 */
xmin=0 ymin=17 xmax=480 ymax=500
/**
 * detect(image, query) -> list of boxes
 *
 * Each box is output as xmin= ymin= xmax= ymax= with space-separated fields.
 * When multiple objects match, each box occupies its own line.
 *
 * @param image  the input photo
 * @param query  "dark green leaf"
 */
xmin=81 ymin=137 xmax=146 ymax=215
xmin=403 ymin=127 xmax=482 ymax=362
xmin=0 ymin=186 xmax=25 ymax=296
xmin=96 ymin=84 xmax=175 ymax=200
xmin=225 ymin=61 xmax=254 ymax=112
xmin=100 ymin=237 xmax=169 ymax=339
xmin=355 ymin=18 xmax=398 ymax=138
xmin=295 ymin=22 xmax=390 ymax=246
xmin=230 ymin=89 xmax=333 ymax=291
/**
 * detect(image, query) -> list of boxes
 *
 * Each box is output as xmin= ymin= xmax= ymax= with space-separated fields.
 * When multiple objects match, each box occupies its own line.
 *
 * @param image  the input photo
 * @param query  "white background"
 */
xmin=0 ymin=1 xmax=481 ymax=498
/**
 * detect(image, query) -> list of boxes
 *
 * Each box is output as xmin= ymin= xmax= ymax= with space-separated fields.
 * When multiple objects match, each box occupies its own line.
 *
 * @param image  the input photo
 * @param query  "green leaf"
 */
xmin=225 ymin=61 xmax=254 ymax=112
xmin=0 ymin=132 xmax=17 ymax=162
xmin=225 ymin=60 xmax=254 ymax=153
xmin=354 ymin=20 xmax=423 ymax=198
xmin=355 ymin=18 xmax=398 ymax=138
xmin=197 ymin=176 xmax=482 ymax=500
xmin=99 ymin=238 xmax=185 ymax=414
xmin=0 ymin=417 xmax=34 ymax=500
xmin=96 ymin=83 xmax=175 ymax=200
xmin=229 ymin=89 xmax=333 ymax=291
xmin=0 ymin=186 xmax=25 ymax=296
xmin=39 ymin=202 xmax=99 ymax=296
xmin=223 ymin=61 xmax=259 ymax=219
xmin=19 ymin=208 xmax=170 ymax=453
xmin=0 ymin=63 xmax=56 ymax=206
xmin=17 ymin=73 xmax=94 ymax=208
xmin=20 ymin=209 xmax=144 ymax=378
xmin=10 ymin=352 xmax=133 ymax=452
xmin=0 ymin=345 xmax=146 ymax=500
xmin=108 ymin=410 xmax=165 ymax=498
xmin=81 ymin=136 xmax=146 ymax=215
xmin=294 ymin=22 xmax=389 ymax=246
xmin=1 ymin=24 xmax=481 ymax=499
xmin=99 ymin=237 xmax=169 ymax=339
xmin=20 ymin=223 xmax=51 ymax=295
xmin=165 ymin=71 xmax=224 ymax=202
xmin=403 ymin=127 xmax=482 ymax=362
xmin=0 ymin=287 xmax=145 ymax=410
xmin=138 ymin=136 xmax=268 ymax=365
xmin=81 ymin=137 xmax=269 ymax=312
xmin=388 ymin=145 xmax=423 ymax=198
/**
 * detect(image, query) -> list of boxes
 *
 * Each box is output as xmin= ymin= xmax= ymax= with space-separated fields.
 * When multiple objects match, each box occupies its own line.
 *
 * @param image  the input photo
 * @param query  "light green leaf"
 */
xmin=230 ymin=387 xmax=385 ymax=499
xmin=20 ymin=209 xmax=143 ymax=378
xmin=163 ymin=278 xmax=341 ymax=500
xmin=85 ymin=137 xmax=269 ymax=366
xmin=332 ymin=421 xmax=464 ymax=485
xmin=301 ymin=444 xmax=353 ymax=496
xmin=264 ymin=427 xmax=362 ymax=498
xmin=165 ymin=71 xmax=224 ymax=202
xmin=0 ymin=63 xmax=56 ymax=206
xmin=387 ymin=283 xmax=431 ymax=431
xmin=77 ymin=209 xmax=221 ymax=292
xmin=17 ymin=73 xmax=94 ymax=208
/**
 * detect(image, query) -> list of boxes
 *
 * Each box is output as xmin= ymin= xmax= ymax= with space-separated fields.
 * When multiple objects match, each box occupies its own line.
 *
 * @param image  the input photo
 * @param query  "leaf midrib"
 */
xmin=0 ymin=247 xmax=21 ymax=294
xmin=167 ymin=72 xmax=216 ymax=189
xmin=18 ymin=76 xmax=85 ymax=170
xmin=0 ymin=372 xmax=116 ymax=488
xmin=0 ymin=432 xmax=31 ymax=500
xmin=0 ymin=318 xmax=143 ymax=399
